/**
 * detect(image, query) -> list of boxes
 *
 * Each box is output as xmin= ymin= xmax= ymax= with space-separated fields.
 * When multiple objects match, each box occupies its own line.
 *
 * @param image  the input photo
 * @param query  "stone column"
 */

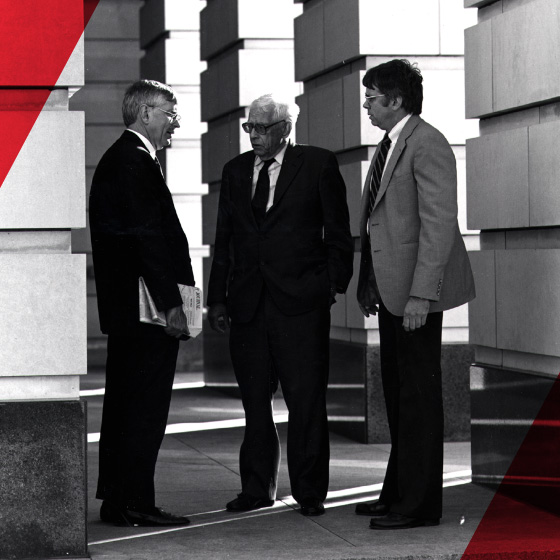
xmin=294 ymin=0 xmax=478 ymax=442
xmin=465 ymin=0 xmax=560 ymax=489
xmin=139 ymin=0 xmax=208 ymax=371
xmin=69 ymin=0 xmax=143 ymax=368
xmin=200 ymin=0 xmax=302 ymax=387
xmin=0 ymin=8 xmax=88 ymax=560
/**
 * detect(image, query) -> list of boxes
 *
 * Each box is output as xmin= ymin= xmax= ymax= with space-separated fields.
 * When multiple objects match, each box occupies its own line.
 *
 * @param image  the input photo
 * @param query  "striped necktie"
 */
xmin=368 ymin=133 xmax=391 ymax=215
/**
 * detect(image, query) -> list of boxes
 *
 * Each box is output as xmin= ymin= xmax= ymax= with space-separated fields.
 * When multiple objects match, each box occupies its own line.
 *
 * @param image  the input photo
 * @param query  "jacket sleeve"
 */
xmin=116 ymin=161 xmax=183 ymax=311
xmin=409 ymin=130 xmax=458 ymax=301
xmin=206 ymin=163 xmax=233 ymax=307
xmin=318 ymin=152 xmax=354 ymax=293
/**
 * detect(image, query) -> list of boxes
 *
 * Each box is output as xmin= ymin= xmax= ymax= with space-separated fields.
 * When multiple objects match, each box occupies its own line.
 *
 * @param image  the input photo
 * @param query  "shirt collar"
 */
xmin=127 ymin=129 xmax=157 ymax=159
xmin=387 ymin=113 xmax=413 ymax=145
xmin=255 ymin=141 xmax=289 ymax=167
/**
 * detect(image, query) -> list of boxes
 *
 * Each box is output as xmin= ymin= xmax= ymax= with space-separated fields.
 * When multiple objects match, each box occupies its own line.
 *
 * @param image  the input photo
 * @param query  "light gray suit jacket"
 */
xmin=357 ymin=115 xmax=475 ymax=316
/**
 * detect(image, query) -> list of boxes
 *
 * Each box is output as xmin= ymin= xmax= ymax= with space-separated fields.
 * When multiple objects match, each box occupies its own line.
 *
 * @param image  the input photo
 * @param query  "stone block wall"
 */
xmin=465 ymin=0 xmax=560 ymax=486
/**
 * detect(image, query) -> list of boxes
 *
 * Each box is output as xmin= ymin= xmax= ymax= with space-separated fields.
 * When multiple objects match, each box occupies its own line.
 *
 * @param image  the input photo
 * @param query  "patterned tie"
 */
xmin=252 ymin=159 xmax=274 ymax=225
xmin=368 ymin=133 xmax=391 ymax=215
xmin=154 ymin=155 xmax=164 ymax=178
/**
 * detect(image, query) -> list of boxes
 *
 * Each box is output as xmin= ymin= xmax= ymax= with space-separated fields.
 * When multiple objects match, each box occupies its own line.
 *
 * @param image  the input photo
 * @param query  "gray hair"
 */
xmin=249 ymin=94 xmax=300 ymax=124
xmin=122 ymin=80 xmax=176 ymax=127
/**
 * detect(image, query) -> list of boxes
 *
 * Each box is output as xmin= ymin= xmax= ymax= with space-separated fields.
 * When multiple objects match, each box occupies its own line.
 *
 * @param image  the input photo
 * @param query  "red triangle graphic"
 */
xmin=462 ymin=373 xmax=560 ymax=558
xmin=0 ymin=0 xmax=101 ymax=189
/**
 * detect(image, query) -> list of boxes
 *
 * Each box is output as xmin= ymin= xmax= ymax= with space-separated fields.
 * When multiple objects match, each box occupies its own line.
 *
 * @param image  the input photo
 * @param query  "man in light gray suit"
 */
xmin=356 ymin=59 xmax=475 ymax=530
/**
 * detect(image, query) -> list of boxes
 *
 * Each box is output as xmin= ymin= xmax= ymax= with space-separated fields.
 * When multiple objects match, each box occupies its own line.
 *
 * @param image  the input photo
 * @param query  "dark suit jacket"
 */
xmin=89 ymin=130 xmax=194 ymax=336
xmin=357 ymin=115 xmax=475 ymax=316
xmin=207 ymin=143 xmax=353 ymax=322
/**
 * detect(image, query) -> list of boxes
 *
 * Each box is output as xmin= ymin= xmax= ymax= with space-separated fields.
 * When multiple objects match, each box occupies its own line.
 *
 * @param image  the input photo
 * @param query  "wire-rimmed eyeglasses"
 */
xmin=242 ymin=120 xmax=286 ymax=135
xmin=155 ymin=107 xmax=181 ymax=123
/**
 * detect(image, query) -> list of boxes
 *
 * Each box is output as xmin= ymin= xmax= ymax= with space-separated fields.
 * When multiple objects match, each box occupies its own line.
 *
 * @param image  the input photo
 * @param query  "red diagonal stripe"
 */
xmin=462 ymin=373 xmax=560 ymax=558
xmin=0 ymin=0 xmax=101 ymax=189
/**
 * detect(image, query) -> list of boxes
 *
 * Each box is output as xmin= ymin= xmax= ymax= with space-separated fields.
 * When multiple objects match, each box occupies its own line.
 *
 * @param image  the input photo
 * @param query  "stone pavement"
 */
xmin=80 ymin=372 xmax=551 ymax=560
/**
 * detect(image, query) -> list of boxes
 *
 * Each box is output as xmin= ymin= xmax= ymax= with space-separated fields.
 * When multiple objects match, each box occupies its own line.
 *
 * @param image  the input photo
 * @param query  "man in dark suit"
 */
xmin=207 ymin=94 xmax=353 ymax=517
xmin=89 ymin=79 xmax=194 ymax=527
xmin=355 ymin=60 xmax=475 ymax=530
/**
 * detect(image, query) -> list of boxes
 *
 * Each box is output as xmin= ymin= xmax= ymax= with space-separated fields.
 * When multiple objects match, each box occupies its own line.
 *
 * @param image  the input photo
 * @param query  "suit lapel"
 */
xmin=272 ymin=143 xmax=303 ymax=207
xmin=373 ymin=115 xmax=421 ymax=211
xmin=240 ymin=153 xmax=255 ymax=209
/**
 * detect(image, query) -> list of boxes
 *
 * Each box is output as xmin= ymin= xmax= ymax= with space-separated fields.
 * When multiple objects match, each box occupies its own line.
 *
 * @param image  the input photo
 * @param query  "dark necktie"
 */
xmin=154 ymin=155 xmax=164 ymax=178
xmin=252 ymin=159 xmax=274 ymax=225
xmin=368 ymin=133 xmax=391 ymax=215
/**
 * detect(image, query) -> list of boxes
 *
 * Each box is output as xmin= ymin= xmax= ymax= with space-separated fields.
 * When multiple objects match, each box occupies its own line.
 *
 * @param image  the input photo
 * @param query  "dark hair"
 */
xmin=362 ymin=59 xmax=423 ymax=115
xmin=122 ymin=80 xmax=176 ymax=126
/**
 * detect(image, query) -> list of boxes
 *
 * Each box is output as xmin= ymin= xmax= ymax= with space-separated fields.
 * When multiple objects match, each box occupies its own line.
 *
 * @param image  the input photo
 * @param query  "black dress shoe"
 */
xmin=369 ymin=512 xmax=439 ymax=530
xmin=100 ymin=501 xmax=190 ymax=527
xmin=226 ymin=494 xmax=274 ymax=512
xmin=355 ymin=500 xmax=389 ymax=516
xmin=299 ymin=499 xmax=325 ymax=517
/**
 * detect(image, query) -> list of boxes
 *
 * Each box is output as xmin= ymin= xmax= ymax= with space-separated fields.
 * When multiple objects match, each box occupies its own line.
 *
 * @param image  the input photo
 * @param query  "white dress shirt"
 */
xmin=128 ymin=129 xmax=157 ymax=160
xmin=251 ymin=142 xmax=289 ymax=212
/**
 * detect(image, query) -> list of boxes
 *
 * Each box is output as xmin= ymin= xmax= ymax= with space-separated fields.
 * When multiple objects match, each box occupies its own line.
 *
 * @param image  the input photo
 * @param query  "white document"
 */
xmin=139 ymin=277 xmax=202 ymax=338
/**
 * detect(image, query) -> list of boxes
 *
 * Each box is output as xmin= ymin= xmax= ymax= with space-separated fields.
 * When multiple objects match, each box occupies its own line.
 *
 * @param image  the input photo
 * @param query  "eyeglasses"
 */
xmin=242 ymin=120 xmax=286 ymax=135
xmin=155 ymin=107 xmax=181 ymax=123
xmin=364 ymin=94 xmax=385 ymax=101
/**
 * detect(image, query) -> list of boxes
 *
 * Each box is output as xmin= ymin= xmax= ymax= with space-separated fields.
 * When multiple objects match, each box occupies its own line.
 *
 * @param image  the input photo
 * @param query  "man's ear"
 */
xmin=139 ymin=104 xmax=151 ymax=124
xmin=282 ymin=120 xmax=293 ymax=138
xmin=391 ymin=96 xmax=403 ymax=111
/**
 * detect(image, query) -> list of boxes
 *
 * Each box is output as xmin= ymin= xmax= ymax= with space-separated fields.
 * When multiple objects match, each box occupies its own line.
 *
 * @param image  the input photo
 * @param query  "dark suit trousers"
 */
xmin=378 ymin=300 xmax=444 ymax=520
xmin=229 ymin=289 xmax=331 ymax=504
xmin=96 ymin=334 xmax=179 ymax=510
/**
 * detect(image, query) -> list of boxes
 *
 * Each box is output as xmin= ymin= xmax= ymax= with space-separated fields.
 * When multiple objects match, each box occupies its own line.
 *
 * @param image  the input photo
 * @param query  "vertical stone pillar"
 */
xmin=200 ymin=0 xmax=302 ymax=387
xmin=69 ymin=0 xmax=143 ymax=368
xmin=0 ymin=11 xmax=88 ymax=560
xmin=140 ymin=0 xmax=208 ymax=371
xmin=465 ymin=0 xmax=560 ymax=488
xmin=294 ymin=0 xmax=478 ymax=442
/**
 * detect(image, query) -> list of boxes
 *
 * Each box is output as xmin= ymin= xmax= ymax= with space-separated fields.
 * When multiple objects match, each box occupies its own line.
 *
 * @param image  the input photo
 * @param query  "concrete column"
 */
xmin=465 ymin=0 xmax=560 ymax=489
xmin=200 ymin=0 xmax=302 ymax=387
xmin=294 ymin=0 xmax=478 ymax=442
xmin=0 ymin=8 xmax=88 ymax=560
xmin=69 ymin=0 xmax=144 ymax=368
xmin=138 ymin=0 xmax=208 ymax=371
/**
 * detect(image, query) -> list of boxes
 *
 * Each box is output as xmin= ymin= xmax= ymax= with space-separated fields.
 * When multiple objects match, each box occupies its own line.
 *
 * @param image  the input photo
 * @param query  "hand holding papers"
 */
xmin=139 ymin=277 xmax=202 ymax=338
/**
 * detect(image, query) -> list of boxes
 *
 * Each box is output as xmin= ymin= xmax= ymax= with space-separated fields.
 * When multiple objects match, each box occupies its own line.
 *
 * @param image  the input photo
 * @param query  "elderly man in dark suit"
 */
xmin=207 ymin=94 xmax=353 ymax=517
xmin=89 ymin=79 xmax=194 ymax=527
xmin=355 ymin=60 xmax=475 ymax=530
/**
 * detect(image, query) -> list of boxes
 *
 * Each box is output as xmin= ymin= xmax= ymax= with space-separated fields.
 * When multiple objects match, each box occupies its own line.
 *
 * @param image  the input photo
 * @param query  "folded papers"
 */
xmin=139 ymin=277 xmax=202 ymax=338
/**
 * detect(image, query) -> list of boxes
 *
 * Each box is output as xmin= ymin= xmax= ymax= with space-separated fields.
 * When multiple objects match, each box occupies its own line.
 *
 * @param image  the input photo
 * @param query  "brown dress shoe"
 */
xmin=355 ymin=500 xmax=389 ymax=516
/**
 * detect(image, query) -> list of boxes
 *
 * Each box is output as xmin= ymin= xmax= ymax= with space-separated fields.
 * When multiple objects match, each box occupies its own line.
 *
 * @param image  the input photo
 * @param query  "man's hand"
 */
xmin=208 ymin=303 xmax=229 ymax=334
xmin=164 ymin=305 xmax=190 ymax=339
xmin=359 ymin=303 xmax=378 ymax=317
xmin=403 ymin=297 xmax=430 ymax=332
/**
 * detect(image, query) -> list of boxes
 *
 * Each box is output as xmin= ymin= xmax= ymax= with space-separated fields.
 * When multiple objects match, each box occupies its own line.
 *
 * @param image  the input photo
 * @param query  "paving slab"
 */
xmin=83 ymin=380 xmax=519 ymax=560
